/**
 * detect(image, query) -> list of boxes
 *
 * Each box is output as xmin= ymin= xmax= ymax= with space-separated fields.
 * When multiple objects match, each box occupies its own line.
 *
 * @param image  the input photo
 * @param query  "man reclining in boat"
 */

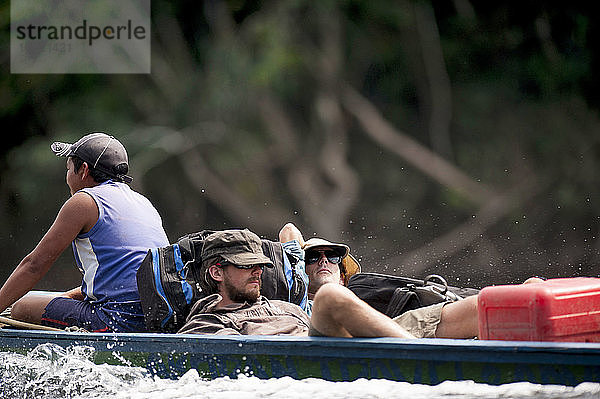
xmin=0 ymin=133 xmax=169 ymax=333
xmin=278 ymin=222 xmax=360 ymax=316
xmin=177 ymin=228 xmax=483 ymax=339
xmin=277 ymin=222 xmax=544 ymax=338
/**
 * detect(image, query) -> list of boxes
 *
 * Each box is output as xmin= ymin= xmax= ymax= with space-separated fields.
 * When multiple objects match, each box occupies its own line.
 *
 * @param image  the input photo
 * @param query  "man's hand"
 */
xmin=62 ymin=287 xmax=85 ymax=300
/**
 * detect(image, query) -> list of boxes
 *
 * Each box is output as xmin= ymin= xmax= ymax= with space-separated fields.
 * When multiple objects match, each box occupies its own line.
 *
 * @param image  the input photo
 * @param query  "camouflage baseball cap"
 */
xmin=202 ymin=229 xmax=274 ymax=269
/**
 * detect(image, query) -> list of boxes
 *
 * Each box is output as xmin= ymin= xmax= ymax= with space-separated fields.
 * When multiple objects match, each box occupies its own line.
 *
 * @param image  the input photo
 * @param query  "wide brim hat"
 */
xmin=303 ymin=237 xmax=361 ymax=285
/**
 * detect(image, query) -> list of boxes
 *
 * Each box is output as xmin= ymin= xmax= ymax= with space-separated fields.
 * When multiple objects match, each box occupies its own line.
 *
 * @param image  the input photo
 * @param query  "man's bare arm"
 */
xmin=0 ymin=192 xmax=97 ymax=314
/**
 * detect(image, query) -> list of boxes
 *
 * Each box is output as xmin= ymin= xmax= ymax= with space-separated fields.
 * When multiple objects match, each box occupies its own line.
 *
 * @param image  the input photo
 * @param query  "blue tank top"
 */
xmin=72 ymin=181 xmax=169 ymax=331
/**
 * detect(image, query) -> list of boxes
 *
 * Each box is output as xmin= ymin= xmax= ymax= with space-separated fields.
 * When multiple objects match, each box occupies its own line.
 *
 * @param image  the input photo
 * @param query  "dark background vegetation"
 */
xmin=1 ymin=1 xmax=599 ymax=291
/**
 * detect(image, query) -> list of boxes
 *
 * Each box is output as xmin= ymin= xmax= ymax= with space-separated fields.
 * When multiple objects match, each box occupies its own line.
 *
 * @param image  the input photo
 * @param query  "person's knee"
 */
xmin=310 ymin=283 xmax=357 ymax=337
xmin=10 ymin=298 xmax=29 ymax=321
xmin=312 ymin=283 xmax=353 ymax=313
xmin=523 ymin=277 xmax=545 ymax=284
xmin=10 ymin=295 xmax=54 ymax=323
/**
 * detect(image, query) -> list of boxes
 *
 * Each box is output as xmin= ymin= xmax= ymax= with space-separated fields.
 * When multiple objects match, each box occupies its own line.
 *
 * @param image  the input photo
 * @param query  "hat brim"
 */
xmin=222 ymin=252 xmax=274 ymax=268
xmin=51 ymin=141 xmax=74 ymax=157
xmin=50 ymin=139 xmax=133 ymax=183
xmin=303 ymin=238 xmax=350 ymax=258
xmin=341 ymin=253 xmax=361 ymax=285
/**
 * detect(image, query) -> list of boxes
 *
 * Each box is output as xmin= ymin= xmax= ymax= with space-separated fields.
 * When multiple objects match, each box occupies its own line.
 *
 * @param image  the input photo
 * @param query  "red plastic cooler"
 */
xmin=478 ymin=277 xmax=600 ymax=342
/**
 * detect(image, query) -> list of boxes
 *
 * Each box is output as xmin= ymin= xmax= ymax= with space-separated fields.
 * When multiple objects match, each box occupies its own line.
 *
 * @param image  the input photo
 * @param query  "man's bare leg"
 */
xmin=310 ymin=283 xmax=415 ymax=338
xmin=11 ymin=288 xmax=82 ymax=325
xmin=434 ymin=295 xmax=478 ymax=338
xmin=435 ymin=277 xmax=545 ymax=338
xmin=11 ymin=293 xmax=57 ymax=324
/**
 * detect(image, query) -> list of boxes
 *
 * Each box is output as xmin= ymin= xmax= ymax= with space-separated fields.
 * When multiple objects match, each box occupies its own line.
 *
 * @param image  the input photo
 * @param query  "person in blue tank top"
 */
xmin=0 ymin=132 xmax=169 ymax=332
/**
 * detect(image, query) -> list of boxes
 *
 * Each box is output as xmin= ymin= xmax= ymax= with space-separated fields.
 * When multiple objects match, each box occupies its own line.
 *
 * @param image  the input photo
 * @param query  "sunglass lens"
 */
xmin=305 ymin=250 xmax=341 ymax=264
xmin=232 ymin=263 xmax=264 ymax=269
xmin=305 ymin=252 xmax=320 ymax=264
xmin=326 ymin=253 xmax=341 ymax=264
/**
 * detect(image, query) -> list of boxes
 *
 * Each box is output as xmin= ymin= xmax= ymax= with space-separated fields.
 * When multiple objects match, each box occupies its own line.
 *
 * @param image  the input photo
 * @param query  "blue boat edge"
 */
xmin=1 ymin=328 xmax=600 ymax=386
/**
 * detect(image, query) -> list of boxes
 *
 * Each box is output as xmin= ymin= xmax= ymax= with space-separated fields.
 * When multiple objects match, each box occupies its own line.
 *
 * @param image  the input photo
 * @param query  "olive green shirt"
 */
xmin=178 ymin=294 xmax=310 ymax=336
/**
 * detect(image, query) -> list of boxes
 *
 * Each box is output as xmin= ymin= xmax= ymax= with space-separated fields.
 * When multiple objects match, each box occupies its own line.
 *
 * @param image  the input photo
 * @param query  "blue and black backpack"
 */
xmin=136 ymin=230 xmax=307 ymax=333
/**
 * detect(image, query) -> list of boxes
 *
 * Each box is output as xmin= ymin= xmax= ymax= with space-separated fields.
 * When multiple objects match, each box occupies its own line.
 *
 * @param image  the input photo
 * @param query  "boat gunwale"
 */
xmin=2 ymin=328 xmax=600 ymax=366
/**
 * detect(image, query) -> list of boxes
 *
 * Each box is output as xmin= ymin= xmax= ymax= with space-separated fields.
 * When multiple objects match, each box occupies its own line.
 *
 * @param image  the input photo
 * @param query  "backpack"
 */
xmin=347 ymin=272 xmax=480 ymax=319
xmin=136 ymin=230 xmax=307 ymax=333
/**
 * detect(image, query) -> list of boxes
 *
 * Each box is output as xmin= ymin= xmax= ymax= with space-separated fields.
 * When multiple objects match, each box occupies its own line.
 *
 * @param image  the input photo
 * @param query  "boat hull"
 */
xmin=1 ymin=329 xmax=600 ymax=385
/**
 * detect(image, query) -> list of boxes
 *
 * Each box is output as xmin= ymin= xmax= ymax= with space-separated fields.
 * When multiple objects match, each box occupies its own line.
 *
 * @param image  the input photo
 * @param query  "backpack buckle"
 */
xmin=423 ymin=274 xmax=448 ymax=295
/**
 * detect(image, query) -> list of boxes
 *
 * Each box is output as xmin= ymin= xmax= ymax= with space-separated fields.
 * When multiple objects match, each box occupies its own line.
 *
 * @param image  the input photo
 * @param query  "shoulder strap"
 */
xmin=176 ymin=230 xmax=215 ymax=284
xmin=385 ymin=288 xmax=418 ymax=318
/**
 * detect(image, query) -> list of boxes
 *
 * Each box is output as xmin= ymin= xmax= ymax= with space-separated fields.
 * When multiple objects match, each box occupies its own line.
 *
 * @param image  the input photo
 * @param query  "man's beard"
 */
xmin=223 ymin=277 xmax=261 ymax=303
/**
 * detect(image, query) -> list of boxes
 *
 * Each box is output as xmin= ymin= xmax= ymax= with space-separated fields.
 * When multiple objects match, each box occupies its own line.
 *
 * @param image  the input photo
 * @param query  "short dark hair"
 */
xmin=198 ymin=257 xmax=221 ymax=296
xmin=70 ymin=155 xmax=116 ymax=183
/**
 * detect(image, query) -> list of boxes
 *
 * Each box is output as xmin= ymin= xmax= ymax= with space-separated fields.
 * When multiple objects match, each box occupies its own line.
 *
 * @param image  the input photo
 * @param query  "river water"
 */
xmin=1 ymin=344 xmax=599 ymax=399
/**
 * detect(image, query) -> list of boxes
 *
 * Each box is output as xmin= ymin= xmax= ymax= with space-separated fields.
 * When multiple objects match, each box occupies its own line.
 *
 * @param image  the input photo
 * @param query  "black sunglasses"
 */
xmin=215 ymin=261 xmax=265 ymax=270
xmin=305 ymin=250 xmax=342 ymax=265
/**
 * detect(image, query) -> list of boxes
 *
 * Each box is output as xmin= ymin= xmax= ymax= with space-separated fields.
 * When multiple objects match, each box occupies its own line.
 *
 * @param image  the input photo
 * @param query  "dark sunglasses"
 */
xmin=305 ymin=250 xmax=342 ymax=265
xmin=215 ymin=261 xmax=265 ymax=270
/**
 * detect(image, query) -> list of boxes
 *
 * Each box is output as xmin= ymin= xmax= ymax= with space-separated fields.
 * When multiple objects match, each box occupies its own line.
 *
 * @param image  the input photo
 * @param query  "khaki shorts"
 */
xmin=308 ymin=302 xmax=447 ymax=338
xmin=392 ymin=302 xmax=446 ymax=338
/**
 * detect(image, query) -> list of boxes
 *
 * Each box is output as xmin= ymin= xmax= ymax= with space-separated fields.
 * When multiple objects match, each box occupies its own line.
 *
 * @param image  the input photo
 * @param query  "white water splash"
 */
xmin=1 ymin=344 xmax=599 ymax=399
xmin=97 ymin=371 xmax=600 ymax=399
xmin=0 ymin=344 xmax=147 ymax=399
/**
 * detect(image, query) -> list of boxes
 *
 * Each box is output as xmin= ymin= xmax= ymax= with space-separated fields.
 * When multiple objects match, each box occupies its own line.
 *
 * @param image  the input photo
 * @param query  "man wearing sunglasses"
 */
xmin=303 ymin=239 xmax=355 ymax=293
xmin=278 ymin=222 xmax=479 ymax=339
xmin=178 ymin=229 xmax=312 ymax=335
xmin=278 ymin=223 xmax=360 ymax=309
xmin=179 ymin=227 xmax=489 ymax=339
xmin=178 ymin=228 xmax=417 ymax=338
